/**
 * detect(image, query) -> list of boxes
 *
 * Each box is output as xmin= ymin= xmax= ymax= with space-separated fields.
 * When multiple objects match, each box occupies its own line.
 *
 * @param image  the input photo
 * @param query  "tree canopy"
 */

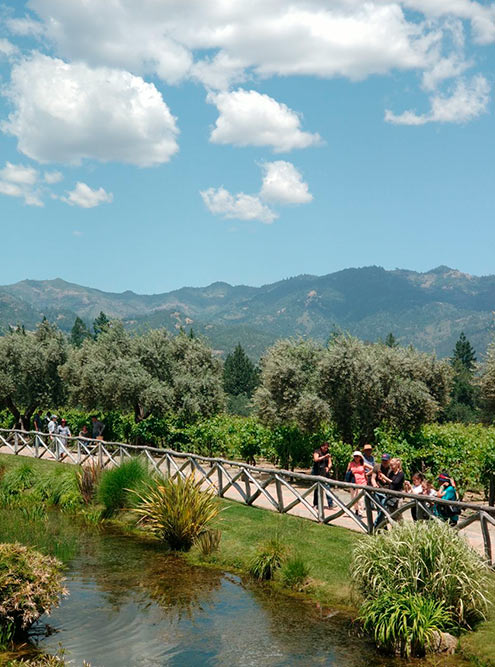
xmin=223 ymin=343 xmax=259 ymax=397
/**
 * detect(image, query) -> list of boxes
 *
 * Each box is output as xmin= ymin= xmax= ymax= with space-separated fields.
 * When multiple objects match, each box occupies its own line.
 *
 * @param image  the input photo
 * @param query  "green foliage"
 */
xmin=360 ymin=592 xmax=452 ymax=657
xmin=0 ymin=542 xmax=65 ymax=631
xmin=223 ymin=343 xmax=259 ymax=397
xmin=1 ymin=462 xmax=36 ymax=495
xmin=92 ymin=311 xmax=110 ymax=338
xmin=281 ymin=555 xmax=310 ymax=590
xmin=70 ymin=316 xmax=92 ymax=347
xmin=97 ymin=459 xmax=152 ymax=516
xmin=452 ymin=332 xmax=476 ymax=372
xmin=76 ymin=461 xmax=101 ymax=504
xmin=197 ymin=528 xmax=222 ymax=557
xmin=0 ymin=320 xmax=67 ymax=429
xmin=351 ymin=521 xmax=490 ymax=628
xmin=61 ymin=324 xmax=224 ymax=423
xmin=249 ymin=538 xmax=286 ymax=580
xmin=133 ymin=474 xmax=220 ymax=551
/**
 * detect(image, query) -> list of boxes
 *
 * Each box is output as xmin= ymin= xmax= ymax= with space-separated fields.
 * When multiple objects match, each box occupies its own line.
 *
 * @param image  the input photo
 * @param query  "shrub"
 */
xmin=281 ymin=556 xmax=310 ymax=590
xmin=97 ymin=459 xmax=152 ymax=516
xmin=76 ymin=461 xmax=101 ymax=505
xmin=32 ymin=469 xmax=83 ymax=511
xmin=351 ymin=521 xmax=490 ymax=628
xmin=360 ymin=592 xmax=452 ymax=657
xmin=0 ymin=542 xmax=65 ymax=631
xmin=197 ymin=528 xmax=222 ymax=557
xmin=1 ymin=462 xmax=35 ymax=495
xmin=249 ymin=539 xmax=286 ymax=580
xmin=133 ymin=474 xmax=220 ymax=551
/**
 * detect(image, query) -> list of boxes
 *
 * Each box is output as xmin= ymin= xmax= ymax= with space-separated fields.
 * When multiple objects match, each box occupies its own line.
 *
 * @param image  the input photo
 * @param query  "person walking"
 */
xmin=47 ymin=414 xmax=58 ymax=440
xmin=33 ymin=411 xmax=43 ymax=433
xmin=404 ymin=472 xmax=425 ymax=520
xmin=346 ymin=451 xmax=372 ymax=517
xmin=91 ymin=415 xmax=105 ymax=440
xmin=56 ymin=418 xmax=71 ymax=448
xmin=312 ymin=442 xmax=334 ymax=510
xmin=372 ymin=453 xmax=393 ymax=529
xmin=362 ymin=444 xmax=375 ymax=484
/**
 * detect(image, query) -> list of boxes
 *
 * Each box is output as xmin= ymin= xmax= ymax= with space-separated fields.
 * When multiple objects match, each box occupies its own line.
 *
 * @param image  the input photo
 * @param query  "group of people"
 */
xmin=312 ymin=442 xmax=460 ymax=528
xmin=32 ymin=412 xmax=105 ymax=446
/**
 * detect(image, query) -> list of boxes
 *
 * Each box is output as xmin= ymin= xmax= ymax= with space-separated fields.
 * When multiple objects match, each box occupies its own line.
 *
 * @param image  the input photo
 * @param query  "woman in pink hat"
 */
xmin=346 ymin=451 xmax=372 ymax=517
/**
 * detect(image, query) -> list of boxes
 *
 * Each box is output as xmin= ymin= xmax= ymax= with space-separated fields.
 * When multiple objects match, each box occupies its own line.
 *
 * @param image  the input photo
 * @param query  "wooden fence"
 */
xmin=1 ymin=428 xmax=494 ymax=564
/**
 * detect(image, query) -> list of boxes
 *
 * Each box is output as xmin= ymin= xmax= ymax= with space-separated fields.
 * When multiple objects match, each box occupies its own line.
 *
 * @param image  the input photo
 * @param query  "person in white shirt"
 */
xmin=56 ymin=418 xmax=71 ymax=448
xmin=47 ymin=415 xmax=58 ymax=440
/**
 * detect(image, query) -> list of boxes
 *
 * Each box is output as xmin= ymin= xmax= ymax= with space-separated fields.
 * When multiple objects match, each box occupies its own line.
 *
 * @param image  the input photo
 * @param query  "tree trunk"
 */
xmin=5 ymin=398 xmax=21 ymax=429
xmin=20 ymin=407 xmax=35 ymax=432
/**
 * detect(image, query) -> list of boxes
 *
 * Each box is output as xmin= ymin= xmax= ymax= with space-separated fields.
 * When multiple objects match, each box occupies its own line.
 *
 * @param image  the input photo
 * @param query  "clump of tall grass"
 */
xmin=281 ymin=555 xmax=310 ymax=590
xmin=32 ymin=469 xmax=83 ymax=511
xmin=0 ymin=542 xmax=66 ymax=632
xmin=1 ymin=462 xmax=35 ymax=495
xmin=97 ymin=459 xmax=153 ymax=517
xmin=76 ymin=461 xmax=101 ymax=504
xmin=197 ymin=528 xmax=222 ymax=557
xmin=249 ymin=538 xmax=286 ymax=581
xmin=360 ymin=592 xmax=452 ymax=658
xmin=351 ymin=521 xmax=490 ymax=628
xmin=133 ymin=474 xmax=220 ymax=551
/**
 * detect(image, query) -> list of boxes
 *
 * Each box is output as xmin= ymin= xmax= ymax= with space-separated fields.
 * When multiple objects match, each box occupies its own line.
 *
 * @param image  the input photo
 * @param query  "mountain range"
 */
xmin=1 ymin=266 xmax=494 ymax=359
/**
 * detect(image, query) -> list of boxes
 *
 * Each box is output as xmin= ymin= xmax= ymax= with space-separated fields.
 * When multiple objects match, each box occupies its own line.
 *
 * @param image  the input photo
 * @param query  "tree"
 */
xmin=444 ymin=333 xmax=478 ymax=422
xmin=93 ymin=311 xmax=110 ymax=338
xmin=384 ymin=332 xmax=398 ymax=348
xmin=70 ymin=317 xmax=92 ymax=347
xmin=478 ymin=340 xmax=495 ymax=421
xmin=452 ymin=332 xmax=476 ymax=372
xmin=0 ymin=320 xmax=67 ymax=429
xmin=253 ymin=339 xmax=329 ymax=432
xmin=318 ymin=335 xmax=452 ymax=444
xmin=60 ymin=324 xmax=224 ymax=423
xmin=223 ymin=343 xmax=259 ymax=397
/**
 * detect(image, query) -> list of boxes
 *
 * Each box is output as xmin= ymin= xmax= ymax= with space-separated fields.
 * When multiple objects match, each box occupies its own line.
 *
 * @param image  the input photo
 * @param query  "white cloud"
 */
xmin=385 ymin=74 xmax=490 ymax=125
xmin=44 ymin=170 xmax=63 ymax=184
xmin=208 ymin=89 xmax=321 ymax=152
xmin=0 ymin=162 xmax=38 ymax=185
xmin=25 ymin=1 xmax=443 ymax=88
xmin=61 ymin=182 xmax=113 ymax=208
xmin=201 ymin=159 xmax=312 ymax=222
xmin=2 ymin=53 xmax=179 ymax=166
xmin=201 ymin=187 xmax=276 ymax=224
xmin=0 ymin=38 xmax=17 ymax=57
xmin=260 ymin=161 xmax=312 ymax=204
xmin=0 ymin=161 xmax=43 ymax=206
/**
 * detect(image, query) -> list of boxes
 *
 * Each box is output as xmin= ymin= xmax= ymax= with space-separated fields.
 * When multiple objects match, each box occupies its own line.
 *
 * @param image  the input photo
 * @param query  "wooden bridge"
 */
xmin=1 ymin=428 xmax=494 ymax=565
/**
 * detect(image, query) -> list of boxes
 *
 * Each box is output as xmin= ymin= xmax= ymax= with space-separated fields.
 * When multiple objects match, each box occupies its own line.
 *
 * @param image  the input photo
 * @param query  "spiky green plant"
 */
xmin=249 ymin=539 xmax=286 ymax=580
xmin=281 ymin=555 xmax=310 ymax=590
xmin=197 ymin=528 xmax=222 ymax=557
xmin=360 ymin=592 xmax=452 ymax=657
xmin=351 ymin=520 xmax=490 ymax=628
xmin=133 ymin=474 xmax=220 ymax=551
xmin=1 ymin=462 xmax=35 ymax=495
xmin=76 ymin=461 xmax=101 ymax=505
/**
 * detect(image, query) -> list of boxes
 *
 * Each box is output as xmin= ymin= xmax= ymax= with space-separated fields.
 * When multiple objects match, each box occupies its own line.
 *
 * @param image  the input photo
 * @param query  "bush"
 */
xmin=351 ymin=521 xmax=490 ymax=628
xmin=133 ymin=474 xmax=220 ymax=551
xmin=33 ymin=469 xmax=83 ymax=511
xmin=1 ymin=462 xmax=35 ymax=495
xmin=360 ymin=592 xmax=452 ymax=657
xmin=0 ymin=543 xmax=65 ymax=631
xmin=281 ymin=556 xmax=310 ymax=590
xmin=97 ymin=459 xmax=152 ymax=517
xmin=249 ymin=539 xmax=286 ymax=580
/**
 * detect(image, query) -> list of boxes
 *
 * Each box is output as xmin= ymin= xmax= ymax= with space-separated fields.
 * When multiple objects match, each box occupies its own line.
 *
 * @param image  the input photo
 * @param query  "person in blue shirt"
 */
xmin=435 ymin=472 xmax=460 ymax=525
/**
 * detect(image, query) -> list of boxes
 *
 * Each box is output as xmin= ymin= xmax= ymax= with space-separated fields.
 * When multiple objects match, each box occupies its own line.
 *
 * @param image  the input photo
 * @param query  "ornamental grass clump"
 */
xmin=97 ymin=458 xmax=152 ymax=517
xmin=281 ymin=555 xmax=310 ymax=590
xmin=360 ymin=592 xmax=452 ymax=658
xmin=0 ymin=542 xmax=66 ymax=632
xmin=249 ymin=539 xmax=286 ymax=581
xmin=351 ymin=521 xmax=490 ymax=629
xmin=133 ymin=474 xmax=220 ymax=551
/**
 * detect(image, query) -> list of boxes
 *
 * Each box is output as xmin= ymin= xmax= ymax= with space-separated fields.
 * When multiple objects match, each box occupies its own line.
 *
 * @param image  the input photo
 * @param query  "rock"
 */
xmin=429 ymin=631 xmax=458 ymax=655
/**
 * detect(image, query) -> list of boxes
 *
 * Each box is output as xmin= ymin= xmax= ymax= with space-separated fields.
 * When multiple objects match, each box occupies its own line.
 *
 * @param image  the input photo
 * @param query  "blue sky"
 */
xmin=0 ymin=1 xmax=494 ymax=294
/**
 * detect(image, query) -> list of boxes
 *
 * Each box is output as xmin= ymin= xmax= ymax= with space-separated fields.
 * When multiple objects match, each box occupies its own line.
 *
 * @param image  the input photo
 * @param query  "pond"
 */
xmin=0 ymin=513 xmax=466 ymax=667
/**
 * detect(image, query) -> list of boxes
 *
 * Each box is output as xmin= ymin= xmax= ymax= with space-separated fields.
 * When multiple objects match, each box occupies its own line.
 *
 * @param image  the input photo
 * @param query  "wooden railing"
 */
xmin=1 ymin=428 xmax=494 ymax=564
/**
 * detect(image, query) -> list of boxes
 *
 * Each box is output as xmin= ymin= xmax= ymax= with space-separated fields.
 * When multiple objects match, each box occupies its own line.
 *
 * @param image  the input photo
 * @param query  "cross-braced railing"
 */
xmin=1 ymin=428 xmax=494 ymax=565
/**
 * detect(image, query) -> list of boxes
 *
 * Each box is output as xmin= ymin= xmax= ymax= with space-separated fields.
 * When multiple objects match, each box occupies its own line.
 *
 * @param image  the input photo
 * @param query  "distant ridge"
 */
xmin=1 ymin=266 xmax=494 ymax=359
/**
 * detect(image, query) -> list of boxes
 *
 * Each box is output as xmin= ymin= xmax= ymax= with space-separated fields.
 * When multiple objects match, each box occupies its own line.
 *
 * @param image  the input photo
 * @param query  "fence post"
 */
xmin=14 ymin=431 xmax=18 ymax=455
xmin=480 ymin=512 xmax=493 ymax=565
xmin=98 ymin=442 xmax=103 ymax=468
xmin=217 ymin=463 xmax=224 ymax=497
xmin=489 ymin=473 xmax=495 ymax=507
xmin=275 ymin=476 xmax=284 ymax=512
xmin=364 ymin=492 xmax=374 ymax=534
xmin=317 ymin=483 xmax=325 ymax=522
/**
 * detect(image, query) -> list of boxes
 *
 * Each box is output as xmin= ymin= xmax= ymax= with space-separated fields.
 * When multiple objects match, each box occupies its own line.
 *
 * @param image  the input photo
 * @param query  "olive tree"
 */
xmin=0 ymin=320 xmax=67 ymax=429
xmin=318 ymin=335 xmax=452 ymax=444
xmin=60 ymin=323 xmax=224 ymax=422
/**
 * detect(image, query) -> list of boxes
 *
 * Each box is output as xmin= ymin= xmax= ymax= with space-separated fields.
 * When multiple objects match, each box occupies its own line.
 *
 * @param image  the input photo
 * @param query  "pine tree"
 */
xmin=70 ymin=317 xmax=92 ymax=347
xmin=451 ymin=332 xmax=476 ymax=371
xmin=93 ymin=311 xmax=110 ymax=338
xmin=223 ymin=343 xmax=259 ymax=397
xmin=384 ymin=332 xmax=398 ymax=348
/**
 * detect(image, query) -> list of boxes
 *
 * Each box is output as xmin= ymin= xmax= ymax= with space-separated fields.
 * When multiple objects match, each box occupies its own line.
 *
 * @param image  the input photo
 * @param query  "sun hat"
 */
xmin=352 ymin=450 xmax=363 ymax=458
xmin=363 ymin=444 xmax=373 ymax=450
